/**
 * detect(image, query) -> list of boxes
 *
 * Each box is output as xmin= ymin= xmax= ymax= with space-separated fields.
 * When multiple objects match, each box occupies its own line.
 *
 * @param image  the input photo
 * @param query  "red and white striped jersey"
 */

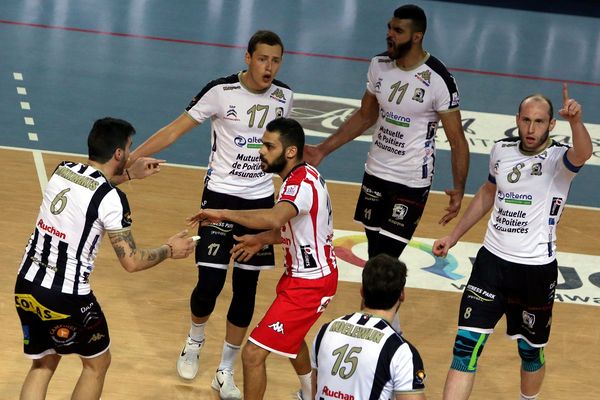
xmin=18 ymin=161 xmax=132 ymax=295
xmin=277 ymin=163 xmax=337 ymax=279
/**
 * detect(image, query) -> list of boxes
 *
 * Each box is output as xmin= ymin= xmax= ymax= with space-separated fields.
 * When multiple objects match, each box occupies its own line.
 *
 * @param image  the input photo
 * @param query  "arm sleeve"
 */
xmin=185 ymin=83 xmax=221 ymax=123
xmin=99 ymin=188 xmax=132 ymax=231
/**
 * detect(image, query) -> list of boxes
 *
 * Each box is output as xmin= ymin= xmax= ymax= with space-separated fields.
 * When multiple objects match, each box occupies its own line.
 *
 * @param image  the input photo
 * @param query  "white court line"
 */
xmin=32 ymin=150 xmax=48 ymax=192
xmin=0 ymin=144 xmax=598 ymax=212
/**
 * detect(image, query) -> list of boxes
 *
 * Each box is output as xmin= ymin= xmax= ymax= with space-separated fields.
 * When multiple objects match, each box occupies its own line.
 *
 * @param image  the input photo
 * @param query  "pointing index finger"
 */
xmin=562 ymin=83 xmax=569 ymax=106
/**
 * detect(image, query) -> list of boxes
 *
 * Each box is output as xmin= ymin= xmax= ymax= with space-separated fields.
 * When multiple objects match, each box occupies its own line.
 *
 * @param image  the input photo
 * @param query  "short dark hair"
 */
xmin=247 ymin=30 xmax=284 ymax=55
xmin=394 ymin=4 xmax=427 ymax=34
xmin=518 ymin=94 xmax=554 ymax=120
xmin=88 ymin=117 xmax=135 ymax=163
xmin=265 ymin=117 xmax=304 ymax=159
xmin=362 ymin=254 xmax=407 ymax=310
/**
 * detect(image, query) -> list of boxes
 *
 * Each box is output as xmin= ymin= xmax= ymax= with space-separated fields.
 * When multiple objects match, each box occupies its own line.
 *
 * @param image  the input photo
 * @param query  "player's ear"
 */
xmin=244 ymin=51 xmax=251 ymax=66
xmin=549 ymin=118 xmax=556 ymax=132
xmin=399 ymin=289 xmax=405 ymax=303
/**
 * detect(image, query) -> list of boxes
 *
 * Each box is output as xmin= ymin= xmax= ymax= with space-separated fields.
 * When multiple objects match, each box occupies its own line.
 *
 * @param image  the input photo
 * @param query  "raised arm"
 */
xmin=433 ymin=180 xmax=495 ymax=257
xmin=438 ymin=109 xmax=470 ymax=225
xmin=560 ymin=84 xmax=593 ymax=167
xmin=107 ymin=229 xmax=195 ymax=272
xmin=304 ymin=90 xmax=379 ymax=166
xmin=129 ymin=112 xmax=199 ymax=163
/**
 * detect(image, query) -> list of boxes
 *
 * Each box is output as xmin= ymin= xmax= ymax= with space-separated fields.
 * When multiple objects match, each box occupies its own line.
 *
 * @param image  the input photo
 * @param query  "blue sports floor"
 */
xmin=1 ymin=0 xmax=599 ymax=206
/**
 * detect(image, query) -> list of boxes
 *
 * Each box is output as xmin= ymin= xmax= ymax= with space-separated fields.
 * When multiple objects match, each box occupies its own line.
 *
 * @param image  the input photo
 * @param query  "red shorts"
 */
xmin=248 ymin=269 xmax=338 ymax=358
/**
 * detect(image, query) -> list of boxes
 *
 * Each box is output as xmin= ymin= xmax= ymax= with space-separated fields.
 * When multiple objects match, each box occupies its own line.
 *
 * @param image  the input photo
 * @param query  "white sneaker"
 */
xmin=176 ymin=336 xmax=204 ymax=380
xmin=211 ymin=368 xmax=242 ymax=400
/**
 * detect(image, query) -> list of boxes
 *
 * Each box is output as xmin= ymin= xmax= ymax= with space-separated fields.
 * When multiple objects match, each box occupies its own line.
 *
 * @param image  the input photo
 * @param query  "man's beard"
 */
xmin=262 ymin=153 xmax=287 ymax=173
xmin=519 ymin=129 xmax=550 ymax=151
xmin=115 ymin=157 xmax=127 ymax=176
xmin=388 ymin=38 xmax=413 ymax=60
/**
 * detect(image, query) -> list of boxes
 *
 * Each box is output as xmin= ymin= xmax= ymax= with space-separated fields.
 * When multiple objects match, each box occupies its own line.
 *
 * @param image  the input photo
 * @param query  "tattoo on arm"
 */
xmin=109 ymin=230 xmax=136 ymax=258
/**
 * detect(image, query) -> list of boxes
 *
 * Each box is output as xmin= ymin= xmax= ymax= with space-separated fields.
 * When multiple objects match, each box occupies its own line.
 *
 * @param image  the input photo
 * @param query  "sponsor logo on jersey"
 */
xmin=451 ymin=91 xmax=460 ymax=107
xmin=225 ymin=106 xmax=239 ymax=121
xmin=222 ymin=85 xmax=241 ymax=91
xmin=37 ymin=219 xmax=67 ymax=240
xmin=15 ymin=294 xmax=70 ymax=321
xmin=530 ymin=162 xmax=543 ymax=176
xmin=522 ymin=311 xmax=535 ymax=329
xmin=270 ymin=88 xmax=287 ymax=103
xmin=283 ymin=184 xmax=299 ymax=197
xmin=415 ymin=370 xmax=427 ymax=385
xmin=550 ymin=197 xmax=563 ymax=216
xmin=22 ymin=325 xmax=30 ymax=345
xmin=412 ymin=87 xmax=425 ymax=103
xmin=466 ymin=284 xmax=496 ymax=302
xmin=88 ymin=333 xmax=105 ymax=343
xmin=497 ymin=191 xmax=533 ymax=205
xmin=381 ymin=110 xmax=411 ymax=127
xmin=208 ymin=222 xmax=234 ymax=233
xmin=392 ymin=203 xmax=408 ymax=220
xmin=374 ymin=78 xmax=383 ymax=93
xmin=268 ymin=321 xmax=285 ymax=334
xmin=317 ymin=296 xmax=333 ymax=313
xmin=50 ymin=324 xmax=77 ymax=345
xmin=415 ymin=70 xmax=431 ymax=86
xmin=322 ymin=386 xmax=355 ymax=400
xmin=234 ymin=136 xmax=262 ymax=149
xmin=361 ymin=185 xmax=382 ymax=200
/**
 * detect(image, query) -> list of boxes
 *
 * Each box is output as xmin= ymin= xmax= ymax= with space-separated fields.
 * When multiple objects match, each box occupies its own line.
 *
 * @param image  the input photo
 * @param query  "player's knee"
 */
xmin=450 ymin=329 xmax=489 ymax=373
xmin=190 ymin=270 xmax=226 ymax=317
xmin=242 ymin=342 xmax=267 ymax=368
xmin=228 ymin=269 xmax=259 ymax=327
xmin=518 ymin=339 xmax=545 ymax=372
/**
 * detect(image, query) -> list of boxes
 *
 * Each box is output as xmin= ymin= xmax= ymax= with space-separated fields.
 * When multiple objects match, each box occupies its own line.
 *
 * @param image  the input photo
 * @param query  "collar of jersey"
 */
xmin=238 ymin=71 xmax=270 ymax=94
xmin=394 ymin=51 xmax=430 ymax=72
xmin=518 ymin=137 xmax=552 ymax=156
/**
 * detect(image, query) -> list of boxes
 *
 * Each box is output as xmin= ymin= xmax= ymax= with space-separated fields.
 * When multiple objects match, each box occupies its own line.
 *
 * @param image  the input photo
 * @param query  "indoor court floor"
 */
xmin=1 ymin=1 xmax=598 ymax=399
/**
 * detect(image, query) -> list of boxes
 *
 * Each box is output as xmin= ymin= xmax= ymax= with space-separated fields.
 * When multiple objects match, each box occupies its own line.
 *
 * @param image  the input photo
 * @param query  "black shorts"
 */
xmin=354 ymin=172 xmax=430 ymax=243
xmin=14 ymin=276 xmax=110 ymax=358
xmin=458 ymin=246 xmax=557 ymax=346
xmin=195 ymin=188 xmax=275 ymax=270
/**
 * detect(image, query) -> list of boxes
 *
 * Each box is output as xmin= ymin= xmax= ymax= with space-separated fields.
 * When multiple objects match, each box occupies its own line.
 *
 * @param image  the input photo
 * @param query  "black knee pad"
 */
xmin=227 ymin=268 xmax=260 ymax=327
xmin=190 ymin=266 xmax=227 ymax=318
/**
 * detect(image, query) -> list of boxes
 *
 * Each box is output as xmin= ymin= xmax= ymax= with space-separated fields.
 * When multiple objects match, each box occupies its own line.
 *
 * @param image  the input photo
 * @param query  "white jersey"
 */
xmin=311 ymin=312 xmax=426 ymax=400
xmin=277 ymin=163 xmax=337 ymax=279
xmin=186 ymin=72 xmax=293 ymax=199
xmin=18 ymin=162 xmax=132 ymax=295
xmin=484 ymin=139 xmax=580 ymax=264
xmin=365 ymin=52 xmax=460 ymax=187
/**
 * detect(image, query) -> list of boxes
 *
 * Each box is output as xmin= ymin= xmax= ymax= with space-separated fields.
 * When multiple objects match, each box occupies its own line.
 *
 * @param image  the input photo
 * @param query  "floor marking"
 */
xmin=13 ymin=72 xmax=23 ymax=80
xmin=24 ymin=117 xmax=35 ymax=125
xmin=16 ymin=87 xmax=27 ymax=95
xmin=20 ymin=101 xmax=31 ymax=110
xmin=32 ymin=150 xmax=48 ymax=191
xmin=28 ymin=132 xmax=38 ymax=141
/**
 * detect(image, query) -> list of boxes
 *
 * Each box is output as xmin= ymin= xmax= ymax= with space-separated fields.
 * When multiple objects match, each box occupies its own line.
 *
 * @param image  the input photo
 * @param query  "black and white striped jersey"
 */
xmin=312 ymin=312 xmax=426 ymax=400
xmin=18 ymin=161 xmax=132 ymax=295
